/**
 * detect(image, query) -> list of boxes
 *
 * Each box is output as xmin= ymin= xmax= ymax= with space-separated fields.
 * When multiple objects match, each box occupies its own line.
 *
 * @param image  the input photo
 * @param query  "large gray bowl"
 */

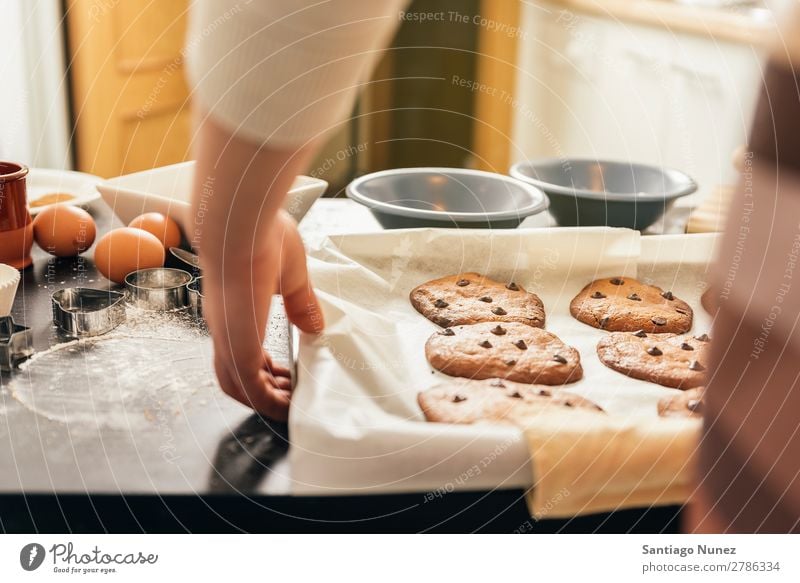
xmin=346 ymin=167 xmax=549 ymax=229
xmin=510 ymin=159 xmax=697 ymax=230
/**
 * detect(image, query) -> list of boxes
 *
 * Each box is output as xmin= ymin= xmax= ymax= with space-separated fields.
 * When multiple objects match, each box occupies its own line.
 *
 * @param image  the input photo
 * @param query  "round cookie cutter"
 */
xmin=187 ymin=275 xmax=204 ymax=319
xmin=51 ymin=287 xmax=126 ymax=337
xmin=125 ymin=268 xmax=192 ymax=311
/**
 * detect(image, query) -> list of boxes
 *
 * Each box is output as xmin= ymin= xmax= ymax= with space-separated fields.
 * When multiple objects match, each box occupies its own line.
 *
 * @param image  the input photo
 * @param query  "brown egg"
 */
xmin=128 ymin=212 xmax=182 ymax=249
xmin=32 ymin=204 xmax=96 ymax=257
xmin=93 ymin=227 xmax=165 ymax=284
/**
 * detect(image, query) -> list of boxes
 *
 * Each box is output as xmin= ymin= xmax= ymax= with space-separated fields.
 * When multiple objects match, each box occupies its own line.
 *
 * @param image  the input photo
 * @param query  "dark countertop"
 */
xmin=0 ymin=201 xmax=681 ymax=533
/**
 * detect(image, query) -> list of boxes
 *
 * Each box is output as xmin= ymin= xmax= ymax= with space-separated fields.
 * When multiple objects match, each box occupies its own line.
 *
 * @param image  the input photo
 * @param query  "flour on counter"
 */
xmin=8 ymin=298 xmax=293 ymax=430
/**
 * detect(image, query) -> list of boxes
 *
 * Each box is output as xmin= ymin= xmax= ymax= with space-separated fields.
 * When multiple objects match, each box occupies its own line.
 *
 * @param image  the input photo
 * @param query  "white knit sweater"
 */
xmin=186 ymin=0 xmax=408 ymax=148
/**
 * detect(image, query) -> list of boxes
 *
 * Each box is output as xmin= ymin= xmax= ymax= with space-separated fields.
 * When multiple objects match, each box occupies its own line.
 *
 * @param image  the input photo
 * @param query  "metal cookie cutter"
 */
xmin=125 ymin=268 xmax=192 ymax=311
xmin=187 ymin=276 xmax=204 ymax=319
xmin=169 ymin=247 xmax=201 ymax=278
xmin=51 ymin=288 xmax=126 ymax=338
xmin=0 ymin=316 xmax=33 ymax=371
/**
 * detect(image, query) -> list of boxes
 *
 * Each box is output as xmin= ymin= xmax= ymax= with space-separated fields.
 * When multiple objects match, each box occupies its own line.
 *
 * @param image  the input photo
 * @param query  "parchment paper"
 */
xmin=288 ymin=227 xmax=718 ymax=500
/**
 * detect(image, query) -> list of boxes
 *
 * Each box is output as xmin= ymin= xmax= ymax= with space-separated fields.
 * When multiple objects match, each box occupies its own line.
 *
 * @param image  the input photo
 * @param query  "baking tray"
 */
xmin=288 ymin=227 xmax=718 ymax=495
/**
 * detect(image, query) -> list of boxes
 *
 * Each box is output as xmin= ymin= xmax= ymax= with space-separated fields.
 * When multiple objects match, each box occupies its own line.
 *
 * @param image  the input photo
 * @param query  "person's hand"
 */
xmin=191 ymin=112 xmax=324 ymax=420
xmin=202 ymin=210 xmax=324 ymax=421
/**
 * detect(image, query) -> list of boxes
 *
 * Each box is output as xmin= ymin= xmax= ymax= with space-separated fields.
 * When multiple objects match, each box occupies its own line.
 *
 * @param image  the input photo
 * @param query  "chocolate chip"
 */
xmin=591 ymin=291 xmax=607 ymax=299
xmin=439 ymin=318 xmax=453 ymax=328
xmin=490 ymin=325 xmax=506 ymax=336
xmin=505 ymin=359 xmax=517 ymax=366
xmin=687 ymin=399 xmax=704 ymax=413
xmin=479 ymin=340 xmax=492 ymax=348
xmin=680 ymin=342 xmax=694 ymax=351
xmin=552 ymin=354 xmax=568 ymax=364
xmin=456 ymin=279 xmax=470 ymax=287
xmin=676 ymin=308 xmax=688 ymax=315
xmin=610 ymin=278 xmax=624 ymax=285
xmin=433 ymin=299 xmax=448 ymax=308
xmin=633 ymin=330 xmax=647 ymax=338
xmin=647 ymin=346 xmax=663 ymax=356
xmin=651 ymin=317 xmax=667 ymax=326
xmin=538 ymin=389 xmax=551 ymax=397
xmin=564 ymin=401 xmax=574 ymax=407
xmin=439 ymin=328 xmax=455 ymax=336
xmin=627 ymin=293 xmax=641 ymax=301
xmin=509 ymin=390 xmax=524 ymax=399
xmin=662 ymin=291 xmax=674 ymax=300
xmin=490 ymin=380 xmax=505 ymax=388
xmin=599 ymin=316 xmax=610 ymax=329
xmin=689 ymin=360 xmax=705 ymax=371
xmin=695 ymin=334 xmax=710 ymax=342
xmin=479 ymin=296 xmax=492 ymax=303
xmin=514 ymin=340 xmax=527 ymax=350
xmin=492 ymin=307 xmax=507 ymax=315
xmin=506 ymin=282 xmax=520 ymax=291
xmin=452 ymin=394 xmax=467 ymax=403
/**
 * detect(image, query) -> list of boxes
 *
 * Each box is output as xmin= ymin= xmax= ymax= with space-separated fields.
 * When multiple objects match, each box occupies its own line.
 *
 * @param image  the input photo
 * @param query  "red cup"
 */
xmin=0 ymin=161 xmax=33 ymax=269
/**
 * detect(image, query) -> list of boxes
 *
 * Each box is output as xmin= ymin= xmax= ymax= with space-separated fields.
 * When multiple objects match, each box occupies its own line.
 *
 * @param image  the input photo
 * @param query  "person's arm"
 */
xmin=191 ymin=114 xmax=322 ymax=420
xmin=186 ymin=0 xmax=406 ymax=418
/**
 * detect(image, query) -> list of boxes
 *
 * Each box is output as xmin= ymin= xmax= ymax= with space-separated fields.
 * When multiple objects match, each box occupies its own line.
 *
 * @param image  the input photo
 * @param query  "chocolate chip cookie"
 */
xmin=410 ymin=272 xmax=545 ymax=328
xmin=658 ymin=387 xmax=705 ymax=419
xmin=425 ymin=321 xmax=582 ymax=384
xmin=418 ymin=378 xmax=604 ymax=426
xmin=596 ymin=331 xmax=711 ymax=389
xmin=570 ymin=277 xmax=692 ymax=333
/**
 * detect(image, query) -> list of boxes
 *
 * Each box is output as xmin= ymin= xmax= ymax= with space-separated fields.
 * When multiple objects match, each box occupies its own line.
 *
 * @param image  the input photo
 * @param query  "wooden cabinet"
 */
xmin=66 ymin=0 xmax=191 ymax=177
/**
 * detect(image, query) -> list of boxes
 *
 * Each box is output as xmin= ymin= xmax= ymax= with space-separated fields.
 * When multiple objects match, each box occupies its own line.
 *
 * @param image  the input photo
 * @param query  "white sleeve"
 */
xmin=186 ymin=0 xmax=408 ymax=148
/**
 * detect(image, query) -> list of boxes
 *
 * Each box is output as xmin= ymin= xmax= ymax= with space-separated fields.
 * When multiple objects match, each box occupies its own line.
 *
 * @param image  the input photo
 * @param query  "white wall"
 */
xmin=0 ymin=0 xmax=71 ymax=169
xmin=511 ymin=2 xmax=768 ymax=207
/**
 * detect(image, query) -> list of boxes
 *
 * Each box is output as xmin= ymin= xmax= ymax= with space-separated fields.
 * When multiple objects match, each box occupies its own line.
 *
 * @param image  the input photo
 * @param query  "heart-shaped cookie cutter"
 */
xmin=125 ymin=268 xmax=192 ymax=311
xmin=0 ymin=315 xmax=33 ymax=371
xmin=51 ymin=287 xmax=126 ymax=338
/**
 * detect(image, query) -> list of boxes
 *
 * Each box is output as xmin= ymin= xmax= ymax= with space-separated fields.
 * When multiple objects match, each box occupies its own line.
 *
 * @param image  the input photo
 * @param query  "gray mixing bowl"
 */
xmin=510 ymin=159 xmax=697 ymax=230
xmin=346 ymin=167 xmax=549 ymax=229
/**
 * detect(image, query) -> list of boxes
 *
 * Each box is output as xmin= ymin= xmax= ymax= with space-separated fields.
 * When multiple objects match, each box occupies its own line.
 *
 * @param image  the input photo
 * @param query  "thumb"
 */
xmin=283 ymin=282 xmax=324 ymax=334
xmin=275 ymin=212 xmax=325 ymax=334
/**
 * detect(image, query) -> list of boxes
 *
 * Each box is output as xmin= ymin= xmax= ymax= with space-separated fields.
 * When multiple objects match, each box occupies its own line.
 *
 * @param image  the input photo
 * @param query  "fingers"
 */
xmin=252 ymin=370 xmax=292 ymax=422
xmin=274 ymin=213 xmax=325 ymax=334
xmin=222 ymin=371 xmax=291 ymax=421
xmin=214 ymin=350 xmax=293 ymax=421
xmin=206 ymin=211 xmax=318 ymax=421
xmin=263 ymin=348 xmax=292 ymax=379
xmin=283 ymin=284 xmax=324 ymax=334
xmin=270 ymin=373 xmax=292 ymax=392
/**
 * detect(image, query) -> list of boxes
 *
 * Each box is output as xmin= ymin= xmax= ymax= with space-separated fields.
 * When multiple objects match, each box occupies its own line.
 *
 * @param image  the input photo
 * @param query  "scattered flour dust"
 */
xmin=9 ymin=306 xmax=218 ymax=431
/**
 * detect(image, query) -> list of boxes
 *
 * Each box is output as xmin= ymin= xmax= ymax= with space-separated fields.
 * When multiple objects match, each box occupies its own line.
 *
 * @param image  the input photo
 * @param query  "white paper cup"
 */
xmin=0 ymin=263 xmax=21 ymax=317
